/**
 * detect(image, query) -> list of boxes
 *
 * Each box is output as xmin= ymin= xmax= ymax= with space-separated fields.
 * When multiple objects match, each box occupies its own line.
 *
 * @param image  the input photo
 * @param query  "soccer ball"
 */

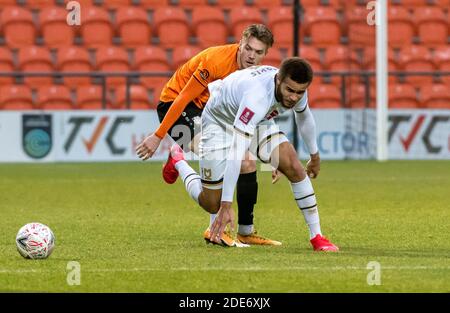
xmin=16 ymin=223 xmax=55 ymax=259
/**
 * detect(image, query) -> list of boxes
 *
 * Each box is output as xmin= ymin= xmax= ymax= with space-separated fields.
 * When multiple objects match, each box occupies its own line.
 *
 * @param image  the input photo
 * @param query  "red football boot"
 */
xmin=162 ymin=144 xmax=185 ymax=184
xmin=310 ymin=234 xmax=339 ymax=252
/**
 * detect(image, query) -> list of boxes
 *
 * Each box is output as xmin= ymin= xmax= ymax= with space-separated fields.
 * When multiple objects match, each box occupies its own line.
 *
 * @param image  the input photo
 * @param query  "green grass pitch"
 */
xmin=0 ymin=160 xmax=449 ymax=292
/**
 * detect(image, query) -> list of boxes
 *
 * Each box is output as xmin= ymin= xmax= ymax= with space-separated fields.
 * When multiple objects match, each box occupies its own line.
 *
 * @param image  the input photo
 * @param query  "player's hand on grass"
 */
xmin=210 ymin=202 xmax=235 ymax=244
xmin=272 ymin=169 xmax=282 ymax=184
xmin=306 ymin=153 xmax=320 ymax=179
xmin=136 ymin=133 xmax=161 ymax=161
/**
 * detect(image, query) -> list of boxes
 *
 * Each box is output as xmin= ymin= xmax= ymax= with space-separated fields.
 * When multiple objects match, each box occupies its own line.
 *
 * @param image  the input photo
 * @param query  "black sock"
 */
xmin=237 ymin=171 xmax=258 ymax=226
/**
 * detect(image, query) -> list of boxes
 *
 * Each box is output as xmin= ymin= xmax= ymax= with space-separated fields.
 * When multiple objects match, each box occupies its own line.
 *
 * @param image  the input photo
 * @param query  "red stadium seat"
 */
xmin=398 ymin=46 xmax=435 ymax=86
xmin=171 ymin=45 xmax=202 ymax=70
xmin=57 ymin=46 xmax=93 ymax=88
xmin=113 ymin=85 xmax=154 ymax=110
xmin=304 ymin=7 xmax=341 ymax=46
xmin=134 ymin=46 xmax=170 ymax=89
xmin=139 ymin=0 xmax=170 ymax=9
xmin=347 ymin=6 xmax=375 ymax=47
xmin=37 ymin=85 xmax=73 ymax=110
xmin=0 ymin=0 xmax=17 ymax=6
xmin=26 ymin=0 xmax=52 ymax=9
xmin=40 ymin=7 xmax=75 ymax=48
xmin=102 ymin=0 xmax=133 ymax=9
xmin=116 ymin=7 xmax=151 ymax=47
xmin=421 ymin=84 xmax=450 ymax=109
xmin=0 ymin=85 xmax=34 ymax=110
xmin=96 ymin=46 xmax=130 ymax=87
xmin=192 ymin=7 xmax=228 ymax=48
xmin=388 ymin=83 xmax=419 ymax=108
xmin=414 ymin=7 xmax=448 ymax=46
xmin=397 ymin=0 xmax=448 ymax=7
xmin=18 ymin=46 xmax=54 ymax=87
xmin=300 ymin=0 xmax=341 ymax=6
xmin=229 ymin=8 xmax=263 ymax=41
xmin=143 ymin=78 xmax=167 ymax=106
xmin=172 ymin=0 xmax=207 ymax=8
xmin=324 ymin=46 xmax=361 ymax=84
xmin=298 ymin=46 xmax=322 ymax=71
xmin=1 ymin=7 xmax=35 ymax=48
xmin=213 ymin=0 xmax=246 ymax=9
xmin=268 ymin=6 xmax=294 ymax=49
xmin=434 ymin=46 xmax=450 ymax=86
xmin=0 ymin=47 xmax=14 ymax=85
xmin=308 ymin=83 xmax=341 ymax=109
xmin=262 ymin=48 xmax=283 ymax=67
xmin=153 ymin=7 xmax=190 ymax=48
xmin=77 ymin=85 xmax=110 ymax=110
xmin=347 ymin=83 xmax=376 ymax=108
xmin=80 ymin=6 xmax=113 ymax=47
xmin=364 ymin=48 xmax=399 ymax=83
xmin=251 ymin=0 xmax=284 ymax=8
xmin=388 ymin=6 xmax=414 ymax=48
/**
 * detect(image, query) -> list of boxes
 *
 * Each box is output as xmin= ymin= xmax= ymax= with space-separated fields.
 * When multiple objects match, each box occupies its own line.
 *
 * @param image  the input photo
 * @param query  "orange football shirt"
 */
xmin=159 ymin=44 xmax=240 ymax=109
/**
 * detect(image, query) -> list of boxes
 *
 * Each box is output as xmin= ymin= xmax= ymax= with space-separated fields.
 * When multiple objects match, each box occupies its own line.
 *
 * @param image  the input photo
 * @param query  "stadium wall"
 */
xmin=0 ymin=109 xmax=448 ymax=162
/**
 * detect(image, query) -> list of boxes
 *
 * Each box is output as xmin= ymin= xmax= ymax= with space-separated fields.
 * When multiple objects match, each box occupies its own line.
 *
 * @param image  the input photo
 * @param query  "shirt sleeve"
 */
xmin=192 ymin=60 xmax=216 ymax=88
xmin=294 ymin=90 xmax=309 ymax=113
xmin=294 ymin=92 xmax=319 ymax=155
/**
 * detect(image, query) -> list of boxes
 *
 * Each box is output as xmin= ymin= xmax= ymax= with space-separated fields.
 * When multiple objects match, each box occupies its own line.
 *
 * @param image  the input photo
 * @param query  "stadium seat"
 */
xmin=347 ymin=6 xmax=375 ymax=47
xmin=0 ymin=47 xmax=14 ymax=85
xmin=142 ymin=78 xmax=166 ymax=106
xmin=116 ymin=7 xmax=151 ymax=47
xmin=304 ymin=7 xmax=341 ymax=46
xmin=346 ymin=83 xmax=376 ymax=108
xmin=268 ymin=6 xmax=294 ymax=49
xmin=262 ymin=48 xmax=283 ymax=67
xmin=171 ymin=45 xmax=202 ymax=70
xmin=36 ymin=85 xmax=73 ymax=110
xmin=300 ymin=0 xmax=341 ymax=6
xmin=65 ymin=0 xmax=94 ymax=5
xmin=80 ymin=6 xmax=113 ymax=47
xmin=26 ymin=0 xmax=52 ymax=9
xmin=398 ymin=45 xmax=435 ymax=86
xmin=421 ymin=84 xmax=450 ymax=109
xmin=212 ymin=0 xmax=246 ymax=8
xmin=324 ymin=46 xmax=361 ymax=84
xmin=0 ymin=0 xmax=17 ymax=6
xmin=434 ymin=46 xmax=450 ymax=86
xmin=308 ymin=83 xmax=342 ymax=109
xmin=113 ymin=85 xmax=154 ymax=110
xmin=171 ymin=0 xmax=207 ymax=7
xmin=102 ymin=0 xmax=133 ymax=9
xmin=18 ymin=46 xmax=54 ymax=87
xmin=396 ymin=0 xmax=447 ymax=7
xmin=0 ymin=85 xmax=34 ymax=110
xmin=57 ymin=46 xmax=93 ymax=88
xmin=298 ymin=45 xmax=322 ymax=71
xmin=388 ymin=83 xmax=420 ymax=108
xmin=251 ymin=0 xmax=284 ymax=8
xmin=139 ymin=0 xmax=170 ymax=9
xmin=77 ymin=85 xmax=110 ymax=110
xmin=1 ymin=7 xmax=36 ymax=48
xmin=96 ymin=46 xmax=130 ymax=87
xmin=153 ymin=7 xmax=190 ymax=47
xmin=229 ymin=8 xmax=263 ymax=41
xmin=40 ymin=7 xmax=75 ymax=48
xmin=191 ymin=7 xmax=228 ymax=48
xmin=388 ymin=6 xmax=414 ymax=48
xmin=134 ymin=46 xmax=170 ymax=89
xmin=414 ymin=7 xmax=448 ymax=46
xmin=364 ymin=48 xmax=399 ymax=83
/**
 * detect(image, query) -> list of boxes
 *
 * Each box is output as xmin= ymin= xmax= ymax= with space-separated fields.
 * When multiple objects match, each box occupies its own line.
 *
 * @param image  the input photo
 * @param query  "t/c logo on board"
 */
xmin=64 ymin=116 xmax=134 ymax=155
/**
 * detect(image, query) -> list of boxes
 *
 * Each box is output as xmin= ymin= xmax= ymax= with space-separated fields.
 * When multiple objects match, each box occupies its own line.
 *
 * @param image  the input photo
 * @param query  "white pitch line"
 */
xmin=1 ymin=266 xmax=450 ymax=274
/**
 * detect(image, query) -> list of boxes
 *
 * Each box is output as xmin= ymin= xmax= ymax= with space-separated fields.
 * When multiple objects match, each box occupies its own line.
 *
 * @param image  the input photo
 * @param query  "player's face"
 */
xmin=238 ymin=37 xmax=268 ymax=69
xmin=276 ymin=76 xmax=309 ymax=109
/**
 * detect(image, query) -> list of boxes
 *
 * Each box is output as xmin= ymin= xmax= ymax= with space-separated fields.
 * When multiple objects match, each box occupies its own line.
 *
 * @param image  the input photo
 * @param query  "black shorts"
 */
xmin=157 ymin=101 xmax=203 ymax=146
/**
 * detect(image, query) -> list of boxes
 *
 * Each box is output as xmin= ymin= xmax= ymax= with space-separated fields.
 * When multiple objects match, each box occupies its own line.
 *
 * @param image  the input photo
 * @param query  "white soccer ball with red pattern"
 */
xmin=16 ymin=223 xmax=55 ymax=259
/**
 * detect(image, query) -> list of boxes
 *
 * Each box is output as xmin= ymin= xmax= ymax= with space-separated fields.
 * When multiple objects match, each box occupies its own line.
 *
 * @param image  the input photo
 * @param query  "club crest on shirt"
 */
xmin=265 ymin=109 xmax=279 ymax=120
xmin=239 ymin=107 xmax=255 ymax=125
xmin=199 ymin=69 xmax=209 ymax=81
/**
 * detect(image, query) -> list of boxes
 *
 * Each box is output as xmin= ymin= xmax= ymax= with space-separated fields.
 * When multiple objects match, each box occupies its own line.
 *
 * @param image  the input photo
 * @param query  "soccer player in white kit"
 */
xmin=165 ymin=57 xmax=338 ymax=251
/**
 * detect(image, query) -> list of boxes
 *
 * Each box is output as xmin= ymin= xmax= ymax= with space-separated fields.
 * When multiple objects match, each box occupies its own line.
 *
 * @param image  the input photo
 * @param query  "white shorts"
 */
xmin=199 ymin=119 xmax=288 ymax=190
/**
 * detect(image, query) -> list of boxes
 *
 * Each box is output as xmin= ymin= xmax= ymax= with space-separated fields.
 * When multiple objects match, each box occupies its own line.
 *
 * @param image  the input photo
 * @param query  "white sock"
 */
xmin=209 ymin=214 xmax=217 ymax=228
xmin=238 ymin=224 xmax=254 ymax=236
xmin=291 ymin=177 xmax=322 ymax=239
xmin=175 ymin=160 xmax=202 ymax=203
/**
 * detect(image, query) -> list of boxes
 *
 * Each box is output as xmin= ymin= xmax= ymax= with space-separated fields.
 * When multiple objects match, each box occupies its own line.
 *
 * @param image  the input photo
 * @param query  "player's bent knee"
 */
xmin=240 ymin=159 xmax=257 ymax=174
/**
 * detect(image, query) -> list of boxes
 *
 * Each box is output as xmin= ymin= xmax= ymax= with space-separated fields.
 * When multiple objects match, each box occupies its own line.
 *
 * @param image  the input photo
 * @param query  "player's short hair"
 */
xmin=278 ymin=57 xmax=313 ymax=85
xmin=241 ymin=24 xmax=274 ymax=48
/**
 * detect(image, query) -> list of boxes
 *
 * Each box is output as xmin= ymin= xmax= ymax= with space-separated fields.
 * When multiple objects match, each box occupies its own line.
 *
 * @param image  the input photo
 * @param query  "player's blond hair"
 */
xmin=241 ymin=24 xmax=274 ymax=49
